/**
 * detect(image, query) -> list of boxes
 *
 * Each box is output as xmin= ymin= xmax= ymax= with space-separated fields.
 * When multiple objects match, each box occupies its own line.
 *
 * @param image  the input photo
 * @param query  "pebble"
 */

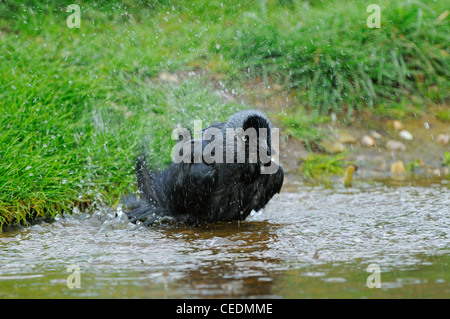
xmin=391 ymin=161 xmax=406 ymax=174
xmin=361 ymin=135 xmax=375 ymax=147
xmin=399 ymin=130 xmax=413 ymax=140
xmin=393 ymin=120 xmax=403 ymax=130
xmin=337 ymin=132 xmax=357 ymax=144
xmin=322 ymin=140 xmax=347 ymax=154
xmin=330 ymin=142 xmax=346 ymax=153
xmin=386 ymin=140 xmax=406 ymax=151
xmin=371 ymin=131 xmax=382 ymax=139
xmin=436 ymin=134 xmax=449 ymax=145
xmin=158 ymin=72 xmax=179 ymax=83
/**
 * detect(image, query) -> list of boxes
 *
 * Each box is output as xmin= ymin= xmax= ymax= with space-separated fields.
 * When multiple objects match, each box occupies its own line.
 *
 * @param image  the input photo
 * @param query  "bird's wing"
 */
xmin=169 ymin=123 xmax=228 ymax=205
xmin=178 ymin=137 xmax=220 ymax=188
xmin=248 ymin=163 xmax=284 ymax=213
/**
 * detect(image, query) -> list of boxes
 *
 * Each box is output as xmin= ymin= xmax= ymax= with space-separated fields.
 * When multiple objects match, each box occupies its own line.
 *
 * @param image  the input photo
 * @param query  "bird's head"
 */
xmin=226 ymin=110 xmax=272 ymax=165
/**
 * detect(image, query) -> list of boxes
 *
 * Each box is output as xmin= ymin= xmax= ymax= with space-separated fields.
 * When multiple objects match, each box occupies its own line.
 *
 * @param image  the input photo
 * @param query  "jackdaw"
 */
xmin=124 ymin=110 xmax=284 ymax=226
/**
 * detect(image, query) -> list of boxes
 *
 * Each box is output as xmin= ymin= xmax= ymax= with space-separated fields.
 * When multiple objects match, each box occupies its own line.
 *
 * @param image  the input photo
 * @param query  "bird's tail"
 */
xmin=123 ymin=154 xmax=171 ymax=226
xmin=135 ymin=154 xmax=157 ymax=203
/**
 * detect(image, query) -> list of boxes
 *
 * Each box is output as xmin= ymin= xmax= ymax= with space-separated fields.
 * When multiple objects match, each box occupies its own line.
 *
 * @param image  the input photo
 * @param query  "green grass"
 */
xmin=436 ymin=108 xmax=450 ymax=121
xmin=0 ymin=76 xmax=243 ymax=227
xmin=0 ymin=1 xmax=247 ymax=228
xmin=215 ymin=0 xmax=449 ymax=115
xmin=0 ymin=2 xmax=244 ymax=226
xmin=444 ymin=152 xmax=450 ymax=166
xmin=0 ymin=74 xmax=243 ymax=228
xmin=299 ymin=152 xmax=351 ymax=184
xmin=274 ymin=108 xmax=330 ymax=150
xmin=0 ymin=0 xmax=448 ymax=228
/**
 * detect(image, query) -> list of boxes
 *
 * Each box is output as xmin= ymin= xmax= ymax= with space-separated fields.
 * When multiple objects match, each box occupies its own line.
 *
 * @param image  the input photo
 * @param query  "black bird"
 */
xmin=124 ymin=110 xmax=284 ymax=226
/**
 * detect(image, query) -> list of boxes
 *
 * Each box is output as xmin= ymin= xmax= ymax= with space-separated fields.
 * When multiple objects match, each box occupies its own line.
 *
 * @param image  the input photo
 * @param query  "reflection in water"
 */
xmin=0 ymin=179 xmax=449 ymax=298
xmin=164 ymin=222 xmax=282 ymax=297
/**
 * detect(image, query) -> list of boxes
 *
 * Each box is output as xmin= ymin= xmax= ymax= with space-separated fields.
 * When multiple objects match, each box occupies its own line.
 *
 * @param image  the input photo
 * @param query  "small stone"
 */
xmin=418 ymin=158 xmax=425 ymax=167
xmin=436 ymin=134 xmax=449 ymax=145
xmin=330 ymin=142 xmax=346 ymax=153
xmin=371 ymin=131 xmax=382 ymax=139
xmin=393 ymin=120 xmax=403 ymax=130
xmin=443 ymin=167 xmax=449 ymax=176
xmin=337 ymin=132 xmax=357 ymax=144
xmin=158 ymin=72 xmax=179 ymax=83
xmin=391 ymin=161 xmax=406 ymax=174
xmin=399 ymin=130 xmax=413 ymax=140
xmin=386 ymin=140 xmax=406 ymax=151
xmin=361 ymin=135 xmax=375 ymax=147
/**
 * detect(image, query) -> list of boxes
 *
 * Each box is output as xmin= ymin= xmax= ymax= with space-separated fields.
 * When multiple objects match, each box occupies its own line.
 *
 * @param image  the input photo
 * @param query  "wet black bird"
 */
xmin=124 ymin=110 xmax=284 ymax=226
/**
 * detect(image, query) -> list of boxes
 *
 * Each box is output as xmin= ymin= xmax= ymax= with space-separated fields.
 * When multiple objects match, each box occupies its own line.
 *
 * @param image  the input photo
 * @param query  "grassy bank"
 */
xmin=217 ymin=0 xmax=449 ymax=115
xmin=0 ymin=0 xmax=448 ymax=228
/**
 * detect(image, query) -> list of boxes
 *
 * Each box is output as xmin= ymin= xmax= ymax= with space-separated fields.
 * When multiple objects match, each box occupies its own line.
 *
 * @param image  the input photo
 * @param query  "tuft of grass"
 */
xmin=444 ymin=152 xmax=450 ymax=166
xmin=406 ymin=159 xmax=423 ymax=172
xmin=299 ymin=152 xmax=351 ymax=183
xmin=436 ymin=109 xmax=450 ymax=122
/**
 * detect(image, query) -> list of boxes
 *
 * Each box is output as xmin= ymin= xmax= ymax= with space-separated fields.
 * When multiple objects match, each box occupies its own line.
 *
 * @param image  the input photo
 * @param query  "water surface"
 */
xmin=1 ymin=179 xmax=449 ymax=298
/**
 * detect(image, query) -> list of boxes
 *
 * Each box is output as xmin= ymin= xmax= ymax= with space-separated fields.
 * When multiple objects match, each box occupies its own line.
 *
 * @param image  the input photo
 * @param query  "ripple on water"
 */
xmin=0 ymin=183 xmax=449 ymax=298
xmin=253 ymin=185 xmax=450 ymax=270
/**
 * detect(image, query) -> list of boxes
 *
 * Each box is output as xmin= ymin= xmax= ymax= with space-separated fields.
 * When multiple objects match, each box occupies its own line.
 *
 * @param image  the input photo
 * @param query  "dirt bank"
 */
xmin=239 ymin=77 xmax=449 ymax=182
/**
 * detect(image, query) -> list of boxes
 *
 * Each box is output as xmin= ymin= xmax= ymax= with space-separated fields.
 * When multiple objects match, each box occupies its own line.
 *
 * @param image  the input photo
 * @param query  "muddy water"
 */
xmin=0 ymin=179 xmax=449 ymax=298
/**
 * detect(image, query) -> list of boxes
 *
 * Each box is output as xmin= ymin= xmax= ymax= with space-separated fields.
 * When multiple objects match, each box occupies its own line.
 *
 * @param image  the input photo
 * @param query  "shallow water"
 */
xmin=0 ymin=179 xmax=449 ymax=298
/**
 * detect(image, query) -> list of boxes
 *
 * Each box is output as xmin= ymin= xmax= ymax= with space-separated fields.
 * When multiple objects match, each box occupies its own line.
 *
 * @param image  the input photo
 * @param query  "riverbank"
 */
xmin=1 ymin=66 xmax=448 ymax=230
xmin=0 ymin=0 xmax=448 ymax=229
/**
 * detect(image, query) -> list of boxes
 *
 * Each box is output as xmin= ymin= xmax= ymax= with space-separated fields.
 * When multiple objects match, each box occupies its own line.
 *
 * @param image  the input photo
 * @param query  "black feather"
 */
xmin=124 ymin=110 xmax=283 ymax=226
